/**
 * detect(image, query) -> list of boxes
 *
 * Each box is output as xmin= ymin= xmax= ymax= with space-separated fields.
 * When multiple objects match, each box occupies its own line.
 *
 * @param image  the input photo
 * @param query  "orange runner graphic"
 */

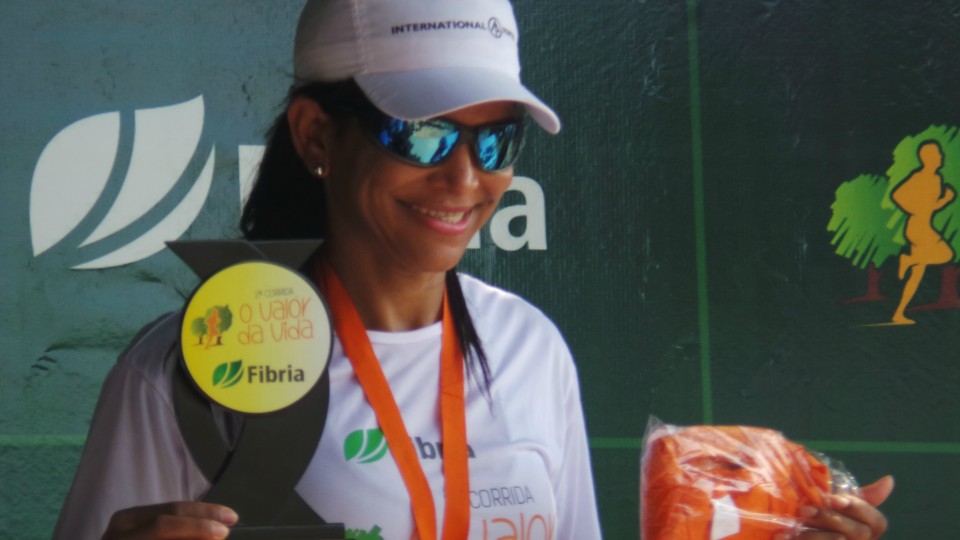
xmin=205 ymin=308 xmax=221 ymax=349
xmin=890 ymin=141 xmax=956 ymax=324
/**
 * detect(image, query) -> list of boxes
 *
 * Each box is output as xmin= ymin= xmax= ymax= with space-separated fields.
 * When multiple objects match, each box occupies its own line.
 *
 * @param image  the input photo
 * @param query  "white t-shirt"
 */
xmin=53 ymin=275 xmax=601 ymax=540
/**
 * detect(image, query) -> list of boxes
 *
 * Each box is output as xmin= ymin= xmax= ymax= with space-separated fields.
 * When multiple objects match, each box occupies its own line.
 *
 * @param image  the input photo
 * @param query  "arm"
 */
xmin=552 ymin=347 xmax=603 ymax=540
xmin=53 ymin=318 xmax=229 ymax=540
xmin=936 ymin=185 xmax=956 ymax=209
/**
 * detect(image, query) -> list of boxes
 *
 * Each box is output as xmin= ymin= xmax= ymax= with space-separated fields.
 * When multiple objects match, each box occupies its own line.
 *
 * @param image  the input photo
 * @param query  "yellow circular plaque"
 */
xmin=180 ymin=261 xmax=332 ymax=414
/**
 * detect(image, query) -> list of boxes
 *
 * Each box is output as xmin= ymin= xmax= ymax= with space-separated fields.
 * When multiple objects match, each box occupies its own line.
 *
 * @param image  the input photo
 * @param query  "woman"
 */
xmin=54 ymin=1 xmax=890 ymax=539
xmin=56 ymin=1 xmax=596 ymax=538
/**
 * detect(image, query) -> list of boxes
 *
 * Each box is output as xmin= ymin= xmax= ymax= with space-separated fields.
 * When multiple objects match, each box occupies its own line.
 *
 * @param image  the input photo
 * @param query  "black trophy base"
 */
xmin=226 ymin=524 xmax=345 ymax=539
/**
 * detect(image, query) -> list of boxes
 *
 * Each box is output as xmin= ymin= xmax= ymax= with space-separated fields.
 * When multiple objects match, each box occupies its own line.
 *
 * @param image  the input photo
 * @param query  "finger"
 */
xmin=125 ymin=514 xmax=232 ymax=540
xmin=104 ymin=502 xmax=238 ymax=538
xmin=793 ymin=500 xmax=885 ymax=540
xmin=830 ymin=495 xmax=887 ymax=534
xmin=115 ymin=502 xmax=238 ymax=528
xmin=164 ymin=502 xmax=238 ymax=525
xmin=859 ymin=475 xmax=895 ymax=507
xmin=828 ymin=494 xmax=889 ymax=537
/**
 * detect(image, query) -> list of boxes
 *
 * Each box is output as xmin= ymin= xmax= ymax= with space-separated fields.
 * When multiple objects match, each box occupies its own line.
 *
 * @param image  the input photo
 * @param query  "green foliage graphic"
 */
xmin=190 ymin=317 xmax=208 ymax=344
xmin=345 ymin=525 xmax=384 ymax=540
xmin=828 ymin=174 xmax=902 ymax=269
xmin=215 ymin=305 xmax=233 ymax=333
xmin=212 ymin=360 xmax=243 ymax=388
xmin=343 ymin=428 xmax=389 ymax=464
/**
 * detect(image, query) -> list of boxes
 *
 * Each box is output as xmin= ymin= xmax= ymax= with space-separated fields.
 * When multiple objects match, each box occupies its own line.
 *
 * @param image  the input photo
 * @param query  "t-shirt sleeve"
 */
xmin=52 ymin=345 xmax=208 ymax=540
xmin=553 ymin=345 xmax=603 ymax=540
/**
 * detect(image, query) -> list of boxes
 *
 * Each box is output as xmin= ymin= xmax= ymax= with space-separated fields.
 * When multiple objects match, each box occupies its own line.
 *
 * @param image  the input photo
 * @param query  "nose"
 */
xmin=433 ymin=141 xmax=479 ymax=194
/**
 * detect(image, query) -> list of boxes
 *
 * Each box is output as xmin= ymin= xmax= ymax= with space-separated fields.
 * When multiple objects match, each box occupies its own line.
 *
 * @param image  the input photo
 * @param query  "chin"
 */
xmin=413 ymin=246 xmax=471 ymax=274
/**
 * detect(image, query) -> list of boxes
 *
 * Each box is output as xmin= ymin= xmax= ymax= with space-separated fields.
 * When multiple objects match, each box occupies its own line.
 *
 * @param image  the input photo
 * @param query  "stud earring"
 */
xmin=313 ymin=164 xmax=326 ymax=177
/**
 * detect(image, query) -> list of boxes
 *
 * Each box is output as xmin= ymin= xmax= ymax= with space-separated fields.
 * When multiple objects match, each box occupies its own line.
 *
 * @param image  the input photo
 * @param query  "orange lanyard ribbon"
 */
xmin=319 ymin=263 xmax=470 ymax=540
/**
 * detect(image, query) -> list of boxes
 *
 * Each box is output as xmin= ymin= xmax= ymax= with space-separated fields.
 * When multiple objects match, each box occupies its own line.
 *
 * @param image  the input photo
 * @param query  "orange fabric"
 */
xmin=320 ymin=264 xmax=470 ymax=540
xmin=641 ymin=425 xmax=831 ymax=540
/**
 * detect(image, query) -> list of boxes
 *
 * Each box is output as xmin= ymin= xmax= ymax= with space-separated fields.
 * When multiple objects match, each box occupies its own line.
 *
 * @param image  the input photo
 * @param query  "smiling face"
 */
xmin=298 ymin=100 xmax=517 ymax=277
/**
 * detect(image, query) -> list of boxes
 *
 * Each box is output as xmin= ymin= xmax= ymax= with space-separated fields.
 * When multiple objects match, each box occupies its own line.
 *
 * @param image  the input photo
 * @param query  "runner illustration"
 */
xmin=890 ymin=141 xmax=956 ymax=324
xmin=204 ymin=307 xmax=221 ymax=349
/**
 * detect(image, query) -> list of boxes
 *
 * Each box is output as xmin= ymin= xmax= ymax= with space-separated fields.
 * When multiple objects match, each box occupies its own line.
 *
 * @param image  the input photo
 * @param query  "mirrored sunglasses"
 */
xmin=342 ymin=104 xmax=526 ymax=172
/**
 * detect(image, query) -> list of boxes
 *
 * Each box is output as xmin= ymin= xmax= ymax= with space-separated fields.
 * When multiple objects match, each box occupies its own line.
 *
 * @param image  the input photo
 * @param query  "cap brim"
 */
xmin=355 ymin=67 xmax=561 ymax=134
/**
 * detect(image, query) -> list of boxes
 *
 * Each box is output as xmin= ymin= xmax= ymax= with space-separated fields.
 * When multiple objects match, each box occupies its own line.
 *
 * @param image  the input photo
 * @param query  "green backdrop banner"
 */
xmin=1 ymin=1 xmax=957 ymax=538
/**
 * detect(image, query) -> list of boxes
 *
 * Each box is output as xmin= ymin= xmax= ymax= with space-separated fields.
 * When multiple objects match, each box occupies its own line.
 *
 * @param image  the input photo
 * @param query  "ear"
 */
xmin=287 ymin=96 xmax=335 ymax=171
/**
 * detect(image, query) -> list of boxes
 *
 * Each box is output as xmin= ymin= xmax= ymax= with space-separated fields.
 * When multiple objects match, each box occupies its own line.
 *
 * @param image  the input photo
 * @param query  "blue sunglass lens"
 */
xmin=379 ymin=118 xmax=460 ymax=165
xmin=371 ymin=112 xmax=523 ymax=171
xmin=476 ymin=123 xmax=522 ymax=171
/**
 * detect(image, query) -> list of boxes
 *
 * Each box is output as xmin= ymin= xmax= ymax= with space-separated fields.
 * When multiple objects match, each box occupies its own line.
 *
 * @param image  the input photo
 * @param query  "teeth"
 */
xmin=410 ymin=204 xmax=467 ymax=224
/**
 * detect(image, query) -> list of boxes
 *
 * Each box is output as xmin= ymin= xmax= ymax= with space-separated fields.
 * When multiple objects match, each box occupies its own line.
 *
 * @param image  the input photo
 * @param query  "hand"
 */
xmin=942 ymin=185 xmax=956 ymax=205
xmin=774 ymin=476 xmax=894 ymax=540
xmin=102 ymin=502 xmax=238 ymax=540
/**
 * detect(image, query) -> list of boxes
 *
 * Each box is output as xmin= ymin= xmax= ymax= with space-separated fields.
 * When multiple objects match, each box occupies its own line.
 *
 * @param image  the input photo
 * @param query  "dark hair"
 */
xmin=240 ymin=81 xmax=492 ymax=395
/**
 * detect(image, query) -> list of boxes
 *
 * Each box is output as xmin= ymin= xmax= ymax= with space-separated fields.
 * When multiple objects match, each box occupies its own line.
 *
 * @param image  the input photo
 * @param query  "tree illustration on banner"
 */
xmin=828 ymin=174 xmax=901 ymax=302
xmin=828 ymin=125 xmax=960 ymax=324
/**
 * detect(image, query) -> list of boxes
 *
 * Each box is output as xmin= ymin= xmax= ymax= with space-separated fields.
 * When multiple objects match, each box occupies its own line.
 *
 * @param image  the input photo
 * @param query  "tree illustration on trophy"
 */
xmin=190 ymin=317 xmax=208 ymax=345
xmin=828 ymin=125 xmax=960 ymax=324
xmin=190 ymin=305 xmax=233 ymax=346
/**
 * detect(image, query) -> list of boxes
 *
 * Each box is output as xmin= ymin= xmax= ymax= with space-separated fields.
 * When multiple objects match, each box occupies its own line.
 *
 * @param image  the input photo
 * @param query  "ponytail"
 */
xmin=446 ymin=269 xmax=492 ymax=398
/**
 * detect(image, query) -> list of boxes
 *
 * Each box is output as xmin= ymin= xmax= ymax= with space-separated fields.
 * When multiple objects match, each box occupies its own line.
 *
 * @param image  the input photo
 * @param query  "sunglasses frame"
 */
xmin=332 ymin=102 xmax=527 ymax=172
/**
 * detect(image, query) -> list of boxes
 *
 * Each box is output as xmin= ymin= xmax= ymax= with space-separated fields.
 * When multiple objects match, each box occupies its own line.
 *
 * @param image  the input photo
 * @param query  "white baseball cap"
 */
xmin=293 ymin=0 xmax=561 ymax=133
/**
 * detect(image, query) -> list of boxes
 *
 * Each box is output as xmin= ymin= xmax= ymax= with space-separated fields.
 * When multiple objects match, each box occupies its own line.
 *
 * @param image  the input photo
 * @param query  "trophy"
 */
xmin=169 ymin=240 xmax=345 ymax=540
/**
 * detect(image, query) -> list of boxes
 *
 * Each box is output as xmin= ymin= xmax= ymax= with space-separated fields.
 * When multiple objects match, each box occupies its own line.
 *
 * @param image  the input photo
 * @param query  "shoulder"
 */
xmin=457 ymin=273 xmax=574 ymax=375
xmin=457 ymin=274 xmax=585 ymax=433
xmin=112 ymin=311 xmax=182 ymax=401
xmin=457 ymin=273 xmax=561 ymax=337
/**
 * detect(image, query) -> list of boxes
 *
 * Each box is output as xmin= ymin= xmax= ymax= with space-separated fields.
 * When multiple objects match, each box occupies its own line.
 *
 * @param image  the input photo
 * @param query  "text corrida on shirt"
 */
xmin=470 ymin=484 xmax=555 ymax=539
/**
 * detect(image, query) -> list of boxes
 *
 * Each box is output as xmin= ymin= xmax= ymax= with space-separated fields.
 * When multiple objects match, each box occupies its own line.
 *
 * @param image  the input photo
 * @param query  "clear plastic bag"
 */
xmin=640 ymin=417 xmax=860 ymax=539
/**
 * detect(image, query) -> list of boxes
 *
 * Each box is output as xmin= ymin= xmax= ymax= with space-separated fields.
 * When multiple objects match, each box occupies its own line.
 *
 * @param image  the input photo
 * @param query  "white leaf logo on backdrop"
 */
xmin=30 ymin=96 xmax=214 ymax=269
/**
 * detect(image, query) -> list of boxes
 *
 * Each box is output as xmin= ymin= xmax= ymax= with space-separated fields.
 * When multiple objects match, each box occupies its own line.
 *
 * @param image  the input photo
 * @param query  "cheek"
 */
xmin=485 ymin=172 xmax=514 ymax=205
xmin=326 ymin=145 xmax=389 ymax=201
xmin=472 ymin=173 xmax=512 ymax=226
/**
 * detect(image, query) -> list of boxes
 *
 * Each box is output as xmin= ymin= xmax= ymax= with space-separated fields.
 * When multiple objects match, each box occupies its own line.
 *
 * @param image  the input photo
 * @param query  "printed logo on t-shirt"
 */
xmin=414 ymin=436 xmax=476 ymax=460
xmin=479 ymin=511 xmax=556 ymax=540
xmin=470 ymin=485 xmax=535 ymax=509
xmin=344 ymin=429 xmax=389 ymax=464
xmin=343 ymin=429 xmax=477 ymax=464
xmin=473 ymin=484 xmax=556 ymax=539
xmin=344 ymin=524 xmax=384 ymax=540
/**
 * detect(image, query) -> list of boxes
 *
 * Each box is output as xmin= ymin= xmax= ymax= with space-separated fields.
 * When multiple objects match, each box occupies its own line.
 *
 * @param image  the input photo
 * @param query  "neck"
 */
xmin=319 ymin=242 xmax=447 ymax=332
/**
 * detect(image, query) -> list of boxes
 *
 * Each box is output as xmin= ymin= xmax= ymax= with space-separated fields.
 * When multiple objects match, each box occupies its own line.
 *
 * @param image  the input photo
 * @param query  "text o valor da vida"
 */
xmin=237 ymin=295 xmax=314 ymax=345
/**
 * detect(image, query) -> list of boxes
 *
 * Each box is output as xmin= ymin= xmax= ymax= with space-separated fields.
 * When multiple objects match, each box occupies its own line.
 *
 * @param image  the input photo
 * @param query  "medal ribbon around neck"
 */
xmin=319 ymin=262 xmax=470 ymax=540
